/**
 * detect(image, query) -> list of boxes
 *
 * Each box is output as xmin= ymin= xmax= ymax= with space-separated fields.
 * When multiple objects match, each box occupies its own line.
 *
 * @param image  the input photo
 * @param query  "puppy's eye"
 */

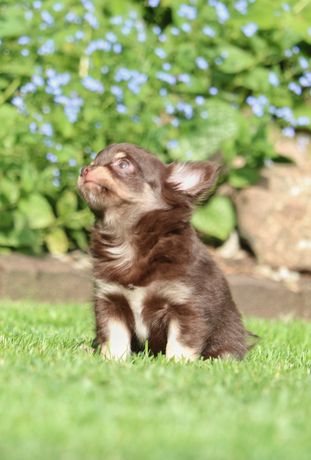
xmin=116 ymin=159 xmax=130 ymax=169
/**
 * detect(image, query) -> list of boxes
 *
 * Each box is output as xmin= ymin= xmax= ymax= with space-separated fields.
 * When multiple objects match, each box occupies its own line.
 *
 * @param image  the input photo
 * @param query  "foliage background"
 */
xmin=0 ymin=0 xmax=310 ymax=254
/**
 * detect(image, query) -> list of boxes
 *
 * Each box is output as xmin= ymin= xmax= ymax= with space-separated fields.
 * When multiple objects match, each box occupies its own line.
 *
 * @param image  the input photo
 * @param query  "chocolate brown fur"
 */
xmin=78 ymin=143 xmax=255 ymax=360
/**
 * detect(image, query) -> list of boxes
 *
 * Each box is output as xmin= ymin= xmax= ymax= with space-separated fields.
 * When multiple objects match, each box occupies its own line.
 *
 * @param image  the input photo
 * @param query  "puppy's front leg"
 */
xmin=95 ymin=297 xmax=132 ymax=361
xmin=101 ymin=319 xmax=131 ymax=360
xmin=166 ymin=319 xmax=199 ymax=362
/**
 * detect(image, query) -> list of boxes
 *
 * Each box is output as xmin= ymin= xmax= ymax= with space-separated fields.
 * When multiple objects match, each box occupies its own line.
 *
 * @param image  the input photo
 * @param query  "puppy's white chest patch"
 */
xmin=95 ymin=280 xmax=148 ymax=342
xmin=126 ymin=286 xmax=148 ymax=342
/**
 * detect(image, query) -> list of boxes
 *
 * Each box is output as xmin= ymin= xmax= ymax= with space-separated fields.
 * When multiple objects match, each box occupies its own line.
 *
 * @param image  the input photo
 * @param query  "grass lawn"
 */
xmin=0 ymin=300 xmax=310 ymax=460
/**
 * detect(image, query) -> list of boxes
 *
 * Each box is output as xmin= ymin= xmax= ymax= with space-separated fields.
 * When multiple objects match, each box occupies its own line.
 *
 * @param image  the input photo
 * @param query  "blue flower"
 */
xmin=138 ymin=31 xmax=146 ymax=42
xmin=84 ymin=12 xmax=98 ymax=28
xmin=111 ymin=85 xmax=123 ymax=99
xmin=156 ymin=71 xmax=176 ymax=85
xmin=18 ymin=36 xmax=30 ymax=45
xmin=209 ymin=87 xmax=218 ymax=95
xmin=41 ymin=11 xmax=54 ymax=25
xmin=152 ymin=25 xmax=161 ymax=36
xmin=33 ymin=1 xmax=42 ymax=9
xmin=65 ymin=12 xmax=80 ymax=23
xmin=86 ymin=39 xmax=111 ymax=54
xmin=32 ymin=75 xmax=44 ymax=87
xmin=181 ymin=23 xmax=191 ymax=33
xmin=288 ymin=82 xmax=302 ymax=95
xmin=110 ymin=16 xmax=123 ymax=25
xmin=41 ymin=123 xmax=53 ymax=137
xmin=101 ymin=66 xmax=110 ymax=75
xmin=282 ymin=127 xmax=295 ymax=138
xmin=155 ymin=48 xmax=166 ymax=59
xmin=210 ymin=1 xmax=230 ymax=24
xmin=116 ymin=104 xmax=127 ymax=114
xmin=38 ymin=39 xmax=55 ymax=55
xmin=68 ymin=158 xmax=77 ymax=166
xmin=165 ymin=103 xmax=175 ymax=115
xmin=202 ymin=26 xmax=216 ymax=37
xmin=268 ymin=72 xmax=279 ymax=87
xmin=81 ymin=0 xmax=95 ymax=12
xmin=177 ymin=4 xmax=197 ymax=20
xmin=21 ymin=49 xmax=30 ymax=57
xmin=241 ymin=22 xmax=258 ymax=37
xmin=282 ymin=3 xmax=290 ymax=11
xmin=53 ymin=3 xmax=63 ymax=12
xmin=234 ymin=0 xmax=248 ymax=14
xmin=195 ymin=96 xmax=205 ymax=105
xmin=106 ymin=32 xmax=117 ymax=43
xmin=11 ymin=96 xmax=25 ymax=111
xmin=25 ymin=11 xmax=33 ymax=20
xmin=167 ymin=140 xmax=179 ymax=149
xmin=46 ymin=152 xmax=58 ymax=163
xmin=159 ymin=88 xmax=167 ymax=96
xmin=163 ymin=63 xmax=171 ymax=71
xmin=178 ymin=74 xmax=190 ymax=84
xmin=82 ymin=76 xmax=104 ymax=93
xmin=171 ymin=118 xmax=180 ymax=127
xmin=21 ymin=82 xmax=36 ymax=94
xmin=296 ymin=116 xmax=310 ymax=127
xmin=55 ymin=93 xmax=84 ymax=123
xmin=299 ymin=72 xmax=311 ymax=88
xmin=195 ymin=56 xmax=209 ymax=70
xmin=177 ymin=101 xmax=193 ymax=119
xmin=113 ymin=43 xmax=122 ymax=54
xmin=29 ymin=122 xmax=37 ymax=133
xmin=171 ymin=27 xmax=180 ymax=36
xmin=299 ymin=57 xmax=309 ymax=70
xmin=148 ymin=0 xmax=160 ymax=7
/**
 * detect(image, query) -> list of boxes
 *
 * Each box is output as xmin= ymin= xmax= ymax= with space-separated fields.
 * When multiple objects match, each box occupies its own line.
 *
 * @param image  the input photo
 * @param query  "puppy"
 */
xmin=78 ymin=143 xmax=254 ymax=361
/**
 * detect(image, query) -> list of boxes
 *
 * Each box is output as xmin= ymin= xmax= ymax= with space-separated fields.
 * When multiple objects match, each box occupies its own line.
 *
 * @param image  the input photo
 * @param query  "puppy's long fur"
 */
xmin=78 ymin=143 xmax=254 ymax=361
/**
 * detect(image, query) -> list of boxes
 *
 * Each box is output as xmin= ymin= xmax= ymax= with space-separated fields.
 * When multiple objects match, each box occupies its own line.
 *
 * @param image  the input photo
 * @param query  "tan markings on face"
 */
xmin=114 ymin=151 xmax=127 ymax=159
xmin=87 ymin=165 xmax=131 ymax=200
xmin=101 ymin=318 xmax=131 ymax=360
xmin=166 ymin=319 xmax=198 ymax=362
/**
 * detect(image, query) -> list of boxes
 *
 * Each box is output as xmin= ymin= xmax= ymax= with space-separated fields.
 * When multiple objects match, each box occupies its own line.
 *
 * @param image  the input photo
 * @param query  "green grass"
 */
xmin=0 ymin=301 xmax=310 ymax=460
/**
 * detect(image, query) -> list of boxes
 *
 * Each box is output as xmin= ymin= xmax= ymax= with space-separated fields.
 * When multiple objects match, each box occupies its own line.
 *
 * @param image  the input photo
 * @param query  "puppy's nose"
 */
xmin=80 ymin=166 xmax=90 ymax=177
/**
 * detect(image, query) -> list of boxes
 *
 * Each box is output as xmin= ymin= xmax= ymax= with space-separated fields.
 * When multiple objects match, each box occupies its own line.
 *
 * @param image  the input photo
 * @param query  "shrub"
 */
xmin=0 ymin=0 xmax=310 ymax=254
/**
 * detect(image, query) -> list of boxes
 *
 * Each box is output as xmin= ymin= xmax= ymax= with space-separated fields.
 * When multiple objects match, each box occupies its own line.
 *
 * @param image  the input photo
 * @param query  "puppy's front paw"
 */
xmin=101 ymin=343 xmax=130 ymax=361
xmin=100 ymin=319 xmax=131 ymax=361
xmin=166 ymin=320 xmax=198 ymax=362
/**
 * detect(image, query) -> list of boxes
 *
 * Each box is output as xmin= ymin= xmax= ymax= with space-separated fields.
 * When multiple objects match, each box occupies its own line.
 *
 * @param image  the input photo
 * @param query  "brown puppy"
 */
xmin=78 ymin=143 xmax=254 ymax=361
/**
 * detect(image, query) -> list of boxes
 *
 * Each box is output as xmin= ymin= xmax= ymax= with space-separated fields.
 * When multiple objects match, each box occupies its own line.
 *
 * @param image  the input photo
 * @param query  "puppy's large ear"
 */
xmin=166 ymin=161 xmax=220 ymax=200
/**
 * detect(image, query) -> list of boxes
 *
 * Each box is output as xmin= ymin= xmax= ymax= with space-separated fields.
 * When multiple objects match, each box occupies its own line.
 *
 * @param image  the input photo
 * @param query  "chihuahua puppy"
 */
xmin=78 ymin=143 xmax=253 ymax=361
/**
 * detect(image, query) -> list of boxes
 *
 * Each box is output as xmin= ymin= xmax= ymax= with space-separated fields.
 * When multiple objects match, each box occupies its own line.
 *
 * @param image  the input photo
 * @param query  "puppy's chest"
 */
xmin=95 ymin=279 xmax=192 ymax=342
xmin=95 ymin=280 xmax=150 ymax=341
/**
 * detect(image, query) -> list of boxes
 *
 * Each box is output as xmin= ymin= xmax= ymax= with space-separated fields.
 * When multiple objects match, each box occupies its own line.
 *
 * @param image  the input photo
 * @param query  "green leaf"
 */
xmin=0 ymin=178 xmax=19 ymax=205
xmin=62 ymin=208 xmax=93 ymax=230
xmin=19 ymin=194 xmax=55 ymax=229
xmin=169 ymin=100 xmax=241 ymax=161
xmin=56 ymin=191 xmax=78 ymax=217
xmin=45 ymin=228 xmax=69 ymax=254
xmin=229 ymin=168 xmax=261 ymax=188
xmin=192 ymin=196 xmax=236 ymax=241
xmin=217 ymin=46 xmax=255 ymax=73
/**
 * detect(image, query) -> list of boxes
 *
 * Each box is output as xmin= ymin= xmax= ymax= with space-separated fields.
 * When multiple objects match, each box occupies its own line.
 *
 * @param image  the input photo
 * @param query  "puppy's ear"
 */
xmin=166 ymin=161 xmax=220 ymax=200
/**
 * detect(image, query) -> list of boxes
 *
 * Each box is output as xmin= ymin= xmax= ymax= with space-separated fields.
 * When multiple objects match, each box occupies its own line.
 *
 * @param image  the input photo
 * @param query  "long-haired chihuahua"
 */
xmin=78 ymin=143 xmax=255 ymax=361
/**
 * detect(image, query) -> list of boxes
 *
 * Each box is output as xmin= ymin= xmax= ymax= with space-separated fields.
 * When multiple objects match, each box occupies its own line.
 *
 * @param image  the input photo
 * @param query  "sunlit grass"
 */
xmin=0 ymin=301 xmax=310 ymax=460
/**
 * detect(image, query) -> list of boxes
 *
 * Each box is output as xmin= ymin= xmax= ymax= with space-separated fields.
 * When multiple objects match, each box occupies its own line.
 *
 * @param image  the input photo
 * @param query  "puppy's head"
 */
xmin=78 ymin=143 xmax=219 ymax=216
